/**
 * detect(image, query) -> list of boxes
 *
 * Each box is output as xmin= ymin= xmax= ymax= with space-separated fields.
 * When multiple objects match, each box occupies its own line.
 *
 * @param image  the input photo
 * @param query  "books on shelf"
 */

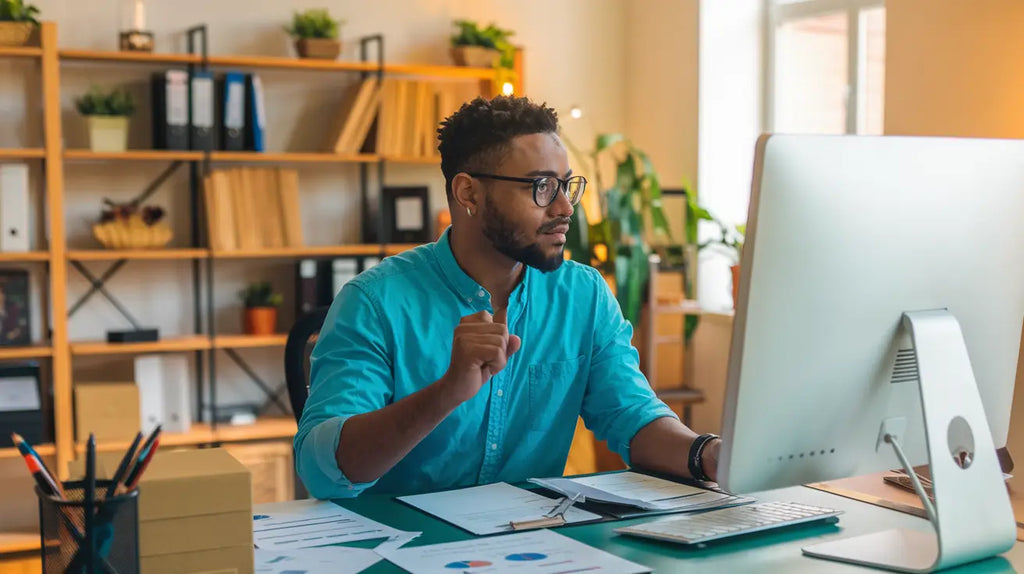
xmin=202 ymin=167 xmax=303 ymax=251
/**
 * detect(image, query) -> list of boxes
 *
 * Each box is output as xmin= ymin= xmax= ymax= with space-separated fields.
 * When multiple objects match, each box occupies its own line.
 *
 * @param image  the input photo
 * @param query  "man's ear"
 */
xmin=451 ymin=173 xmax=479 ymax=215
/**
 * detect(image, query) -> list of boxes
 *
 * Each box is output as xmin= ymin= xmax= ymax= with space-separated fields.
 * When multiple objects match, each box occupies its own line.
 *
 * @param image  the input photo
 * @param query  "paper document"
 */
xmin=380 ymin=529 xmax=650 ymax=574
xmin=253 ymin=498 xmax=413 ymax=550
xmin=255 ymin=546 xmax=381 ymax=573
xmin=398 ymin=482 xmax=602 ymax=535
xmin=530 ymin=471 xmax=755 ymax=517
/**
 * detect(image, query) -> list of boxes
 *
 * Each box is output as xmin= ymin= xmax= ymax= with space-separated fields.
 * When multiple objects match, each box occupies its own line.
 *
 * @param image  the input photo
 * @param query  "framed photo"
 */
xmin=0 ymin=270 xmax=30 ymax=346
xmin=381 ymin=186 xmax=431 ymax=243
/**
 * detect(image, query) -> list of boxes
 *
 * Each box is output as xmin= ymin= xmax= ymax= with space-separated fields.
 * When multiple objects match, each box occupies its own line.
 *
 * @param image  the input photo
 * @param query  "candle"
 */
xmin=133 ymin=0 xmax=145 ymax=31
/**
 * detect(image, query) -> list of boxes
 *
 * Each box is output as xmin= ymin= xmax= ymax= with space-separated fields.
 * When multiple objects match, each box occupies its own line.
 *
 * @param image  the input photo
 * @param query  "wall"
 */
xmin=885 ymin=0 xmax=1024 ymax=138
xmin=0 ymin=0 xmax=629 ymax=532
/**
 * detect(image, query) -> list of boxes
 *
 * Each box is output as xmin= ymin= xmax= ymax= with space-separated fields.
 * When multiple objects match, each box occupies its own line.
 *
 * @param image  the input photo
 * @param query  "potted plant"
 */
xmin=240 ymin=282 xmax=283 ymax=336
xmin=75 ymin=86 xmax=135 ymax=153
xmin=562 ymin=133 xmax=676 ymax=327
xmin=93 ymin=199 xmax=172 ymax=249
xmin=450 ymin=19 xmax=514 ymax=68
xmin=285 ymin=8 xmax=343 ymax=60
xmin=691 ymin=197 xmax=745 ymax=309
xmin=0 ymin=0 xmax=39 ymax=47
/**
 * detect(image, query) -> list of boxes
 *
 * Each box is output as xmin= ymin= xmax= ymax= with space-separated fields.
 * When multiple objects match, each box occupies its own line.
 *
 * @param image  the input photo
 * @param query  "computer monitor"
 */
xmin=717 ymin=134 xmax=1023 ymax=571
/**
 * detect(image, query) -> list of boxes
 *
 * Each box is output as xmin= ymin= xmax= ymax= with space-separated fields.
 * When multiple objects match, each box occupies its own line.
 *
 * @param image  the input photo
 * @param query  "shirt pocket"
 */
xmin=528 ymin=355 xmax=585 ymax=432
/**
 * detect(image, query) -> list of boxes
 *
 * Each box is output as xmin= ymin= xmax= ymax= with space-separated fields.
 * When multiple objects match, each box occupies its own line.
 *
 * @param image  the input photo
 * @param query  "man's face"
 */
xmin=479 ymin=133 xmax=574 ymax=273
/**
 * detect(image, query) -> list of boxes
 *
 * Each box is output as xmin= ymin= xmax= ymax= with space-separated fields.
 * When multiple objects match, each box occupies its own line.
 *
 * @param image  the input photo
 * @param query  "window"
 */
xmin=766 ymin=0 xmax=885 ymax=135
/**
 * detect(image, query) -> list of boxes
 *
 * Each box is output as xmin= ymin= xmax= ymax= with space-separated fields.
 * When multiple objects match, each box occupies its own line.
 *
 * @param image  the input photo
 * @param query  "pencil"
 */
xmin=11 ymin=433 xmax=62 ymax=498
xmin=125 ymin=437 xmax=159 ymax=491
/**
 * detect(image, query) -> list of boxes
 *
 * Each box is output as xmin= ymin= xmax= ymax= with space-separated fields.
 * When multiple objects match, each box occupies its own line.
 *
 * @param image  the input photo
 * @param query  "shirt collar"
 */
xmin=433 ymin=226 xmax=531 ymax=309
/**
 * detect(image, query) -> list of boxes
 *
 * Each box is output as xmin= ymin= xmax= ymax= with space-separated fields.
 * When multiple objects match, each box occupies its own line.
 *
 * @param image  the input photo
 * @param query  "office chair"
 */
xmin=284 ymin=306 xmax=329 ymax=424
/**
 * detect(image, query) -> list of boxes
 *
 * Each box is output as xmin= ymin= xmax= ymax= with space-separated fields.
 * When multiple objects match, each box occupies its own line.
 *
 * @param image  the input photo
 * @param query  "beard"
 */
xmin=480 ymin=203 xmax=566 ymax=273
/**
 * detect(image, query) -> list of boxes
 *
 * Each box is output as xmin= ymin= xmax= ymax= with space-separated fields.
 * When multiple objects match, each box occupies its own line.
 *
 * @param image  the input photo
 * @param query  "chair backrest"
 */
xmin=284 ymin=306 xmax=329 ymax=424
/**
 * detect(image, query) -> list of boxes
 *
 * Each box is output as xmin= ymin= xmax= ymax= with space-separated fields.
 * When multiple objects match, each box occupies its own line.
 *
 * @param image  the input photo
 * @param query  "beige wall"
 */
xmin=885 ymin=0 xmax=1024 ymax=138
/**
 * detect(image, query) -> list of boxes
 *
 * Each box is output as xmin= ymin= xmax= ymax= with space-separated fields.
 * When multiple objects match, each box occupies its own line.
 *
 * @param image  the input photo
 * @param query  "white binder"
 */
xmin=0 ymin=164 xmax=30 ymax=252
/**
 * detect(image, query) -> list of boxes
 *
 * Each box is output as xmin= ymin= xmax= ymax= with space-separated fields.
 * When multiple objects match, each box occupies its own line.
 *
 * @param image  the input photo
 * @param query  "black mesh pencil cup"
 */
xmin=37 ymin=480 xmax=140 ymax=574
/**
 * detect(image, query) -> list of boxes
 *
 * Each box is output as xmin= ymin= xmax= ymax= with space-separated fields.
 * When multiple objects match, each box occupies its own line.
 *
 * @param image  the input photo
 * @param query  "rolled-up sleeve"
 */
xmin=293 ymin=281 xmax=394 ymax=499
xmin=579 ymin=268 xmax=678 ymax=464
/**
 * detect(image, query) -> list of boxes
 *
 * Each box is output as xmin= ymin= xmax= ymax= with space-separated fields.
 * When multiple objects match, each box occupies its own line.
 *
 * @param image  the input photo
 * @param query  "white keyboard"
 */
xmin=614 ymin=501 xmax=843 ymax=546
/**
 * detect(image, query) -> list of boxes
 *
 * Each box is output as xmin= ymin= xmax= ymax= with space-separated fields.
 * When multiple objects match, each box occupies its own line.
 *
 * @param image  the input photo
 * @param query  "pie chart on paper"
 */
xmin=445 ymin=560 xmax=493 ymax=569
xmin=505 ymin=553 xmax=548 ymax=561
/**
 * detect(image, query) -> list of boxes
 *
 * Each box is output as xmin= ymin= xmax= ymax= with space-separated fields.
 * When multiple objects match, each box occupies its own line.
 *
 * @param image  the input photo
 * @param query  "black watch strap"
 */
xmin=688 ymin=433 xmax=719 ymax=482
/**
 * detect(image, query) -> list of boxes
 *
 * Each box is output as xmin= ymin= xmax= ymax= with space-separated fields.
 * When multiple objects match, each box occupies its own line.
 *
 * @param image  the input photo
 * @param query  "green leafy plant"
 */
xmin=451 ymin=19 xmax=515 ymax=68
xmin=239 ymin=282 xmax=283 ymax=309
xmin=0 ymin=0 xmax=40 ymax=24
xmin=563 ymin=133 xmax=675 ymax=326
xmin=74 ymin=86 xmax=135 ymax=116
xmin=285 ymin=8 xmax=343 ymax=40
xmin=686 ymin=190 xmax=745 ymax=265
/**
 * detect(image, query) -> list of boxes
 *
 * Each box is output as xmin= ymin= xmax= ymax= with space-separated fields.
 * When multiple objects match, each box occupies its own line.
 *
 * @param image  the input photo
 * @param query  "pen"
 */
xmin=124 ymin=437 xmax=159 ymax=491
xmin=545 ymin=492 xmax=584 ymax=518
xmin=105 ymin=431 xmax=142 ymax=499
xmin=11 ymin=433 xmax=62 ymax=498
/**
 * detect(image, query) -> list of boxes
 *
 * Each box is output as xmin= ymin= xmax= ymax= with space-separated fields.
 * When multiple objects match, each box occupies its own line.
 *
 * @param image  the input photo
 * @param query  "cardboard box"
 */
xmin=68 ymin=447 xmax=254 ymax=573
xmin=74 ymin=382 xmax=141 ymax=441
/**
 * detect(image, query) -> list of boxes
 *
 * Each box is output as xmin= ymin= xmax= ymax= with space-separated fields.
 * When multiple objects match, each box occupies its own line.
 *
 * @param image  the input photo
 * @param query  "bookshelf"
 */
xmin=0 ymin=21 xmax=520 ymax=534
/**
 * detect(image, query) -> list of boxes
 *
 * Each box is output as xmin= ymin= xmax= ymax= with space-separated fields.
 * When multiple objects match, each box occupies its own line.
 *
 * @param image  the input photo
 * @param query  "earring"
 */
xmin=466 ymin=206 xmax=473 ymax=217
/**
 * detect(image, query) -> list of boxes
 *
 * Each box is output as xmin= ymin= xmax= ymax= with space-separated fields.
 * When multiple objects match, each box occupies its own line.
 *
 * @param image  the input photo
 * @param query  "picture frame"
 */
xmin=0 ymin=270 xmax=31 ymax=346
xmin=381 ymin=186 xmax=431 ymax=243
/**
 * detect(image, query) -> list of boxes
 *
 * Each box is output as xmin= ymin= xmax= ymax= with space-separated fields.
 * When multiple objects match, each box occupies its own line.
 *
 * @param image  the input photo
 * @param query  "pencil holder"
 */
xmin=37 ymin=480 xmax=140 ymax=574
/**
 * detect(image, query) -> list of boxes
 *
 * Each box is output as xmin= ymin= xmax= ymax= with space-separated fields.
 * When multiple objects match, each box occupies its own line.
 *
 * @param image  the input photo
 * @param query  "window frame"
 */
xmin=763 ymin=0 xmax=885 ymax=134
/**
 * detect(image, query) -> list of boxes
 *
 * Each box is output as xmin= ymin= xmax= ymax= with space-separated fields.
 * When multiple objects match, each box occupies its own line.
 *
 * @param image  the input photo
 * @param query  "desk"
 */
xmin=277 ymin=484 xmax=1024 ymax=573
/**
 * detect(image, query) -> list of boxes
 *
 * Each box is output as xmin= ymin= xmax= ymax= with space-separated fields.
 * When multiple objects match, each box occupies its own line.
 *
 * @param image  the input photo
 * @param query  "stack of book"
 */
xmin=202 ymin=167 xmax=303 ymax=251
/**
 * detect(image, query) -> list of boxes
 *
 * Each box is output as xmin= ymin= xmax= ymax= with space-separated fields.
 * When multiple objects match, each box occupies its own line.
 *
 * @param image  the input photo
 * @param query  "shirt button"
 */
xmin=491 ymin=443 xmax=498 ymax=450
xmin=477 ymin=290 xmax=485 ymax=297
xmin=465 ymin=297 xmax=471 ymax=303
xmin=496 ymin=389 xmax=503 ymax=397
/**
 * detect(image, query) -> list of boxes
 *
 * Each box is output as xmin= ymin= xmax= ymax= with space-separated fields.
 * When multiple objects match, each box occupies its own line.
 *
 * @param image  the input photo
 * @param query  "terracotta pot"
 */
xmin=450 ymin=45 xmax=500 ymax=68
xmin=731 ymin=264 xmax=741 ymax=309
xmin=244 ymin=307 xmax=278 ymax=335
xmin=0 ymin=22 xmax=35 ymax=47
xmin=294 ymin=38 xmax=341 ymax=60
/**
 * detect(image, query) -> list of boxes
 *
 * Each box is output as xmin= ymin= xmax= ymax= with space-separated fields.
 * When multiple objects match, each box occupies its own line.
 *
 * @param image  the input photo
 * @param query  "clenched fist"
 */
xmin=440 ymin=307 xmax=522 ymax=404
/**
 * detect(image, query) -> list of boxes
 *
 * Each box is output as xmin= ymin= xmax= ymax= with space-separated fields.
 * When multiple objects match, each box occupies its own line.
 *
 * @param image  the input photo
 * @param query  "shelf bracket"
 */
xmin=67 ymin=260 xmax=143 ymax=330
xmin=222 ymin=348 xmax=289 ymax=414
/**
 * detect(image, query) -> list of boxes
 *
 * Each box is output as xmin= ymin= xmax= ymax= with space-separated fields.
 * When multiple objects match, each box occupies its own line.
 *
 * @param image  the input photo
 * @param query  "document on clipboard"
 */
xmin=396 ymin=482 xmax=602 ymax=535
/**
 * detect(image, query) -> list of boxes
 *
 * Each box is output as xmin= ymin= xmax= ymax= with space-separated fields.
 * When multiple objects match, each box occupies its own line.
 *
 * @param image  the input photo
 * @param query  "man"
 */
xmin=295 ymin=95 xmax=721 ymax=499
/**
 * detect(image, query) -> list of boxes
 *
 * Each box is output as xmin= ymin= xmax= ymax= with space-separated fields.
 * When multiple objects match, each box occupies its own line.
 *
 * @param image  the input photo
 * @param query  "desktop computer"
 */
xmin=714 ymin=134 xmax=1024 ymax=571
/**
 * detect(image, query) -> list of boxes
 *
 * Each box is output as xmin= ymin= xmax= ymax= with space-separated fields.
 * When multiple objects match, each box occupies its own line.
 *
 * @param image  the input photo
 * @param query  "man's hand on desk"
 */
xmin=703 ymin=438 xmax=721 ymax=483
xmin=440 ymin=308 xmax=522 ymax=404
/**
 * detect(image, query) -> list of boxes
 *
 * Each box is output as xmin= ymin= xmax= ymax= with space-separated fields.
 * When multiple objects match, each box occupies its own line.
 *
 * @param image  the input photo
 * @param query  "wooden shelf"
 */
xmin=213 ymin=244 xmax=385 ymax=259
xmin=59 ymin=49 xmax=201 ymax=65
xmin=0 ymin=148 xmax=44 ymax=159
xmin=206 ymin=54 xmax=377 ymax=72
xmin=0 ymin=46 xmax=42 ymax=58
xmin=0 ymin=251 xmax=49 ymax=262
xmin=64 ymin=149 xmax=203 ymax=162
xmin=0 ymin=344 xmax=52 ymax=360
xmin=385 ymin=155 xmax=440 ymax=165
xmin=0 ymin=442 xmax=55 ymax=460
xmin=213 ymin=334 xmax=288 ymax=349
xmin=209 ymin=151 xmax=379 ymax=164
xmin=82 ymin=418 xmax=297 ymax=455
xmin=0 ymin=532 xmax=40 ymax=555
xmin=69 ymin=335 xmax=211 ymax=356
xmin=68 ymin=248 xmax=209 ymax=261
xmin=383 ymin=62 xmax=496 ymax=80
xmin=213 ymin=417 xmax=297 ymax=442
xmin=655 ymin=387 xmax=705 ymax=404
xmin=384 ymin=243 xmax=422 ymax=255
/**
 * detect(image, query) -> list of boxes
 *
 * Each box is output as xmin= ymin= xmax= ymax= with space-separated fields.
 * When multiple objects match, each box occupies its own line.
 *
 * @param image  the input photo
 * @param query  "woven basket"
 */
xmin=450 ymin=45 xmax=500 ymax=68
xmin=0 ymin=22 xmax=35 ymax=47
xmin=93 ymin=215 xmax=173 ymax=249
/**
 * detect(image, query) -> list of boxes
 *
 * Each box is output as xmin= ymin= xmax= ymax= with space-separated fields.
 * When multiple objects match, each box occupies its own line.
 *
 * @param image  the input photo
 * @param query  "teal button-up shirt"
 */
xmin=294 ymin=229 xmax=677 ymax=499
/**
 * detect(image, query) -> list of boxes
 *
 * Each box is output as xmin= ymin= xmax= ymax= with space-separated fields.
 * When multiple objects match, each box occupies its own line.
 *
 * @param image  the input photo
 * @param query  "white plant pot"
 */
xmin=87 ymin=115 xmax=129 ymax=153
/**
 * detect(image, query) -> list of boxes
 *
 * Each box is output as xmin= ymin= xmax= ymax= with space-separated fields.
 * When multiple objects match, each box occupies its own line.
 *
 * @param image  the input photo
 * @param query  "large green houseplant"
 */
xmin=563 ymin=133 xmax=676 ymax=326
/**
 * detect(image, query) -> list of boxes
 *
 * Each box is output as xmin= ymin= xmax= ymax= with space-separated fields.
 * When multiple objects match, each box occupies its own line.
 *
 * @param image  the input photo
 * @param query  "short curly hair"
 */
xmin=437 ymin=95 xmax=559 ymax=199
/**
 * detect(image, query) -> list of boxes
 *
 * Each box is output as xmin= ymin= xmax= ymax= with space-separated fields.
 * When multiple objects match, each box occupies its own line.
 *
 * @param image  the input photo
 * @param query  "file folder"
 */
xmin=0 ymin=164 xmax=30 ymax=252
xmin=220 ymin=72 xmax=246 ymax=151
xmin=245 ymin=74 xmax=266 ymax=152
xmin=152 ymin=70 xmax=190 ymax=150
xmin=190 ymin=70 xmax=216 ymax=151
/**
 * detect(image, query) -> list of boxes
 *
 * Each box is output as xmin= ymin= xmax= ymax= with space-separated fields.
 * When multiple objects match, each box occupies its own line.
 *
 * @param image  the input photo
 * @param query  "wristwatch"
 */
xmin=688 ymin=433 xmax=719 ymax=482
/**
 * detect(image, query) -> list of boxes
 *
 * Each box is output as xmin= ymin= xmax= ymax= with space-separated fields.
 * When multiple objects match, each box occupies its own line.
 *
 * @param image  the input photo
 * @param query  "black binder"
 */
xmin=189 ymin=70 xmax=216 ymax=151
xmin=151 ymin=70 xmax=190 ymax=150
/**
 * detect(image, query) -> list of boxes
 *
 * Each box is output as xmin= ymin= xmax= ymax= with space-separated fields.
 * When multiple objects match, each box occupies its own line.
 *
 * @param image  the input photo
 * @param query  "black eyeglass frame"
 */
xmin=465 ymin=172 xmax=587 ymax=207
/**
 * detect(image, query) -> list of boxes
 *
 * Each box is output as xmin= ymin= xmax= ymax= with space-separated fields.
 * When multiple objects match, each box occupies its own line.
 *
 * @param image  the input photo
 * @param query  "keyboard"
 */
xmin=614 ymin=501 xmax=843 ymax=546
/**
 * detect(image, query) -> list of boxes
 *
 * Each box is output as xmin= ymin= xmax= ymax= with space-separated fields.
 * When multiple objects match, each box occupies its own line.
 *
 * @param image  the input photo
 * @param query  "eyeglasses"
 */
xmin=466 ymin=172 xmax=587 ymax=207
